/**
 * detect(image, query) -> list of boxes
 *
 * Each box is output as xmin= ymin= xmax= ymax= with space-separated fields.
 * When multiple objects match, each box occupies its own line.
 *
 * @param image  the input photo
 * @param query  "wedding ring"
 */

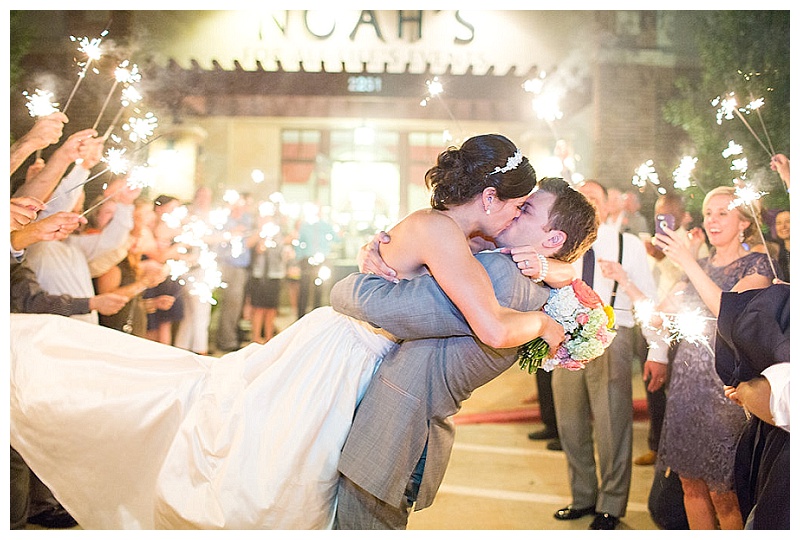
xmin=524 ymin=259 xmax=530 ymax=268
xmin=663 ymin=247 xmax=670 ymax=253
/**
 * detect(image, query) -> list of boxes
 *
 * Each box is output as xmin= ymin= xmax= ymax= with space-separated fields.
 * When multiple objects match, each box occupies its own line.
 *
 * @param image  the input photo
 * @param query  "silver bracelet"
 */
xmin=531 ymin=253 xmax=549 ymax=283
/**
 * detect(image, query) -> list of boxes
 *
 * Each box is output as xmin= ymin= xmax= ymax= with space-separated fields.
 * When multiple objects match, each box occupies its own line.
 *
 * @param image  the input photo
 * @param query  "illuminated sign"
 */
xmin=347 ymin=75 xmax=383 ymax=93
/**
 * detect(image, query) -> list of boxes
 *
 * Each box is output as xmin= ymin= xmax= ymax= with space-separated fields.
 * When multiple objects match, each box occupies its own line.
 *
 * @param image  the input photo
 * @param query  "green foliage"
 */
xmin=10 ymin=11 xmax=34 ymax=91
xmin=663 ymin=11 xmax=790 ymax=214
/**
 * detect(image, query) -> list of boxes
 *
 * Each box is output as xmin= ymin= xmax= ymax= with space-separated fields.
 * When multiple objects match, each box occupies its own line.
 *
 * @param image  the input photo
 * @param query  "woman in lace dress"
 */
xmin=655 ymin=189 xmax=771 ymax=529
xmin=603 ymin=186 xmax=772 ymax=529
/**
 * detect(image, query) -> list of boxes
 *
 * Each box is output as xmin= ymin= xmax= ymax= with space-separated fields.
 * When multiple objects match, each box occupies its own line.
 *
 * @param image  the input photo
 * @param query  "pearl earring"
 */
xmin=739 ymin=230 xmax=745 ymax=243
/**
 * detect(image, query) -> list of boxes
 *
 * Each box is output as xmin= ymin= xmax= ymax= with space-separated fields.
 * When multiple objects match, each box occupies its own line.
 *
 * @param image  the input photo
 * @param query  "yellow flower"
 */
xmin=604 ymin=305 xmax=616 ymax=329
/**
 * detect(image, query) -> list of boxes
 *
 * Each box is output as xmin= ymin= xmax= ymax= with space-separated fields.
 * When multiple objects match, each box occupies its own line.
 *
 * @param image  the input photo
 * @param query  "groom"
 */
xmin=330 ymin=178 xmax=599 ymax=529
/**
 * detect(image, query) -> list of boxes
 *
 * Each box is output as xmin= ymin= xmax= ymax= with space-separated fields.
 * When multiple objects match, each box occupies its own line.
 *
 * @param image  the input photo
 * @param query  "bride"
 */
xmin=10 ymin=134 xmax=564 ymax=529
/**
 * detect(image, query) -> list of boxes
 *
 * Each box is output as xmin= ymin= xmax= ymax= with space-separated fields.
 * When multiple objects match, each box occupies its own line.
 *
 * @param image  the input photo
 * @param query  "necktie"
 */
xmin=582 ymin=247 xmax=595 ymax=288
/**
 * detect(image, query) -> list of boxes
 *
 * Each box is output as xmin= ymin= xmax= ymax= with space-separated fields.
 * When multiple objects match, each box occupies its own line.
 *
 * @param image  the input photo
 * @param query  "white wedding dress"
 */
xmin=9 ymin=307 xmax=398 ymax=529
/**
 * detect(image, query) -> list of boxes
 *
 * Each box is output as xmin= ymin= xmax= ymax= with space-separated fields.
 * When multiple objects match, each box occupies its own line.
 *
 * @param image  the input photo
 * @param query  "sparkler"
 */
xmin=92 ymin=60 xmax=141 ymax=131
xmin=633 ymin=299 xmax=716 ymax=355
xmin=24 ymin=88 xmax=61 ymax=159
xmin=122 ymin=112 xmax=158 ymax=143
xmin=420 ymin=77 xmax=464 ymax=136
xmin=632 ymin=160 xmax=665 ymax=194
xmin=712 ymin=92 xmax=773 ymax=159
xmin=23 ymin=89 xmax=60 ymax=118
xmin=523 ymin=72 xmax=562 ymax=141
xmin=672 ymin=156 xmax=698 ymax=191
xmin=62 ymin=32 xmax=107 ymax=114
xmin=728 ymin=184 xmax=780 ymax=282
xmin=172 ymin=215 xmax=224 ymax=304
xmin=103 ymin=85 xmax=144 ymax=140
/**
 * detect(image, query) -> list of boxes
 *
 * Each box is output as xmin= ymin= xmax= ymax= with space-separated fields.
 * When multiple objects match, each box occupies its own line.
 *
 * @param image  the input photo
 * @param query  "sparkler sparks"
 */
xmin=632 ymin=160 xmax=663 ymax=193
xmin=126 ymin=165 xmax=157 ymax=190
xmin=122 ymin=112 xmax=158 ymax=143
xmin=712 ymin=90 xmax=774 ymax=158
xmin=63 ymin=32 xmax=107 ymax=114
xmin=114 ymin=60 xmax=141 ymax=85
xmin=101 ymin=147 xmax=130 ymax=175
xmin=419 ymin=77 xmax=463 ymax=135
xmin=672 ymin=156 xmax=697 ymax=191
xmin=23 ymin=89 xmax=60 ymax=117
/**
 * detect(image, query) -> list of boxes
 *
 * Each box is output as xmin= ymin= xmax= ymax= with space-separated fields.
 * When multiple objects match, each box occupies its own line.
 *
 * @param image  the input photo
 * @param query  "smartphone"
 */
xmin=654 ymin=214 xmax=675 ymax=251
xmin=655 ymin=214 xmax=675 ymax=234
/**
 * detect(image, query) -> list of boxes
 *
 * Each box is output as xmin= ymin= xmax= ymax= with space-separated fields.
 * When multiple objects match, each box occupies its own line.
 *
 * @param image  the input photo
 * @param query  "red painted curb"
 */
xmin=454 ymin=398 xmax=650 ymax=425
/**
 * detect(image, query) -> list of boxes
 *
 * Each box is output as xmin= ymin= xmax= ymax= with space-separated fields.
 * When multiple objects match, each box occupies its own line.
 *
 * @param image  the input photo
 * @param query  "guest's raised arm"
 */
xmin=9 ymin=112 xmax=68 ymax=175
xmin=13 ymin=128 xmax=97 ymax=202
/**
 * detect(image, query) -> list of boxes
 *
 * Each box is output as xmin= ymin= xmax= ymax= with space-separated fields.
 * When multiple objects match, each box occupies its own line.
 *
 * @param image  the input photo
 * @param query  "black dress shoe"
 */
xmin=528 ymin=428 xmax=558 ymax=440
xmin=546 ymin=438 xmax=563 ymax=451
xmin=589 ymin=513 xmax=620 ymax=530
xmin=554 ymin=505 xmax=596 ymax=520
xmin=27 ymin=506 xmax=78 ymax=529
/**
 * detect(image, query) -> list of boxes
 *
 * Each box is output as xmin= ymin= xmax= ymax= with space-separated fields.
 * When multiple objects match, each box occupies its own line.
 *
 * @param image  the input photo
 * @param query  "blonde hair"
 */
xmin=703 ymin=186 xmax=757 ymax=239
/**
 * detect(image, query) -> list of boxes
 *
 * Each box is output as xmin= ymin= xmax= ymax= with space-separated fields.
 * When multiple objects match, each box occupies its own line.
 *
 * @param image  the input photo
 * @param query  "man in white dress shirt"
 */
xmin=551 ymin=180 xmax=662 ymax=530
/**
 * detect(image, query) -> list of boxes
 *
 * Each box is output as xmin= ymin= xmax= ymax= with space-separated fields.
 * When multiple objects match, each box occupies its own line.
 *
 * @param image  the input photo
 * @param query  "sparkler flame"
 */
xmin=722 ymin=140 xmax=743 ymax=158
xmin=114 ymin=60 xmax=141 ymax=84
xmin=71 ymin=35 xmax=103 ymax=64
xmin=23 ymin=89 xmax=60 ymax=117
xmin=672 ymin=156 xmax=697 ymax=191
xmin=728 ymin=184 xmax=766 ymax=210
xmin=101 ymin=147 xmax=129 ymax=175
xmin=632 ymin=160 xmax=659 ymax=188
xmin=122 ymin=112 xmax=158 ymax=143
xmin=120 ymin=86 xmax=142 ymax=105
xmin=127 ymin=165 xmax=157 ymax=190
xmin=713 ymin=92 xmax=738 ymax=125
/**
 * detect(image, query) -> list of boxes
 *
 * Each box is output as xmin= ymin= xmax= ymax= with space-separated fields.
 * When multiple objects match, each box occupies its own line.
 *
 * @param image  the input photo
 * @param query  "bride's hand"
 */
xmin=535 ymin=312 xmax=565 ymax=352
xmin=503 ymin=245 xmax=544 ymax=279
xmin=357 ymin=231 xmax=399 ymax=283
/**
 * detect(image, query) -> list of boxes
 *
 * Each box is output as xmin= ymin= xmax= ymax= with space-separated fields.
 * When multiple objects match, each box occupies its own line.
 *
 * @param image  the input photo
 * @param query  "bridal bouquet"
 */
xmin=518 ymin=279 xmax=616 ymax=373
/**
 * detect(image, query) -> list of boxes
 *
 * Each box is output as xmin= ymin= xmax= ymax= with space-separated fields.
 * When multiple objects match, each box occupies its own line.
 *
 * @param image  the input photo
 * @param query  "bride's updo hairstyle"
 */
xmin=425 ymin=134 xmax=537 ymax=210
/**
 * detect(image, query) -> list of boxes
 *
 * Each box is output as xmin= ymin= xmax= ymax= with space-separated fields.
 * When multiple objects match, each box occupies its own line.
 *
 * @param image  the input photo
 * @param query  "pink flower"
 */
xmin=561 ymin=359 xmax=586 ymax=371
xmin=576 ymin=312 xmax=590 ymax=325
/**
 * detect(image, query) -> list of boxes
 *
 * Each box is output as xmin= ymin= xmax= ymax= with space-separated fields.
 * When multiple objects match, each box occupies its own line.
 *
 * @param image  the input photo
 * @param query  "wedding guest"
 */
xmin=635 ymin=192 xmax=709 ymax=467
xmin=605 ymin=186 xmax=772 ymax=529
xmin=141 ymin=195 xmax=186 ymax=345
xmin=774 ymin=210 xmax=789 ymax=282
xmin=295 ymin=203 xmax=337 ymax=318
xmin=94 ymin=198 xmax=170 ymax=336
xmin=716 ymin=283 xmax=789 ymax=530
xmin=551 ymin=180 xmax=660 ymax=530
xmin=214 ymin=192 xmax=259 ymax=352
xmin=621 ymin=190 xmax=649 ymax=235
xmin=174 ymin=186 xmax=216 ymax=354
xmin=22 ymin=182 xmax=138 ymax=325
xmin=246 ymin=206 xmax=289 ymax=344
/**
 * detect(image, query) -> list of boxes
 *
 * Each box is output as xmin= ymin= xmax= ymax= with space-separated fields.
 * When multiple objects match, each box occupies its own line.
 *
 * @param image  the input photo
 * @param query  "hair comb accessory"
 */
xmin=487 ymin=150 xmax=524 ymax=176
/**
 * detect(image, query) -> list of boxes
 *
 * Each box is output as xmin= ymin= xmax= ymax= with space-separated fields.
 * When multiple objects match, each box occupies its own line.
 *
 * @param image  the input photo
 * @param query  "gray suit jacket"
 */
xmin=330 ymin=251 xmax=550 ymax=510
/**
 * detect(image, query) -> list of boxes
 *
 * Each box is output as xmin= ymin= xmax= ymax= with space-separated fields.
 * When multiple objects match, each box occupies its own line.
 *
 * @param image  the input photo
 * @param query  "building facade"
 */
xmin=12 ymin=10 xmax=701 ymax=260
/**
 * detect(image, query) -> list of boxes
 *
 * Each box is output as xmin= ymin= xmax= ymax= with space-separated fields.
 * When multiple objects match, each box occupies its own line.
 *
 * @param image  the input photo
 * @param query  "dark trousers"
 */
xmin=535 ymin=369 xmax=558 ymax=435
xmin=635 ymin=327 xmax=668 ymax=452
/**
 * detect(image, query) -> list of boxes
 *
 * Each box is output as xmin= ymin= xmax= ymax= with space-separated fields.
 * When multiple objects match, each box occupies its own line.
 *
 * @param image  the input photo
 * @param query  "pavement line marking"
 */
xmin=436 ymin=484 xmax=650 ymax=514
xmin=453 ymin=442 xmax=560 ymax=457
